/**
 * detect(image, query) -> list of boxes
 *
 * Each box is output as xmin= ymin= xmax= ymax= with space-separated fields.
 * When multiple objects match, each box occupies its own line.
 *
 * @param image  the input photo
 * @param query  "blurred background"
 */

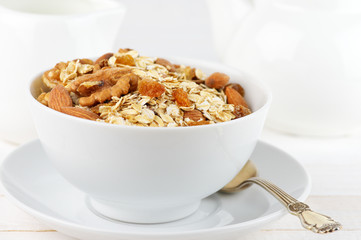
xmin=1 ymin=0 xmax=361 ymax=143
xmin=116 ymin=0 xmax=217 ymax=61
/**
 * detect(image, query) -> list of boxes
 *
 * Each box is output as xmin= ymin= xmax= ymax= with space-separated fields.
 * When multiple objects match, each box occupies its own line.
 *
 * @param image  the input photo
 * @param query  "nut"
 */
xmin=155 ymin=58 xmax=175 ymax=72
xmin=78 ymin=73 xmax=131 ymax=106
xmin=48 ymin=85 xmax=73 ymax=112
xmin=77 ymin=80 xmax=104 ymax=97
xmin=67 ymin=67 xmax=131 ymax=93
xmin=93 ymin=53 xmax=113 ymax=72
xmin=205 ymin=72 xmax=230 ymax=89
xmin=77 ymin=58 xmax=94 ymax=65
xmin=225 ymin=86 xmax=249 ymax=108
xmin=225 ymin=83 xmax=245 ymax=96
xmin=183 ymin=110 xmax=205 ymax=122
xmin=95 ymin=53 xmax=113 ymax=64
xmin=61 ymin=107 xmax=99 ymax=120
xmin=192 ymin=79 xmax=205 ymax=84
xmin=128 ymin=72 xmax=141 ymax=92
xmin=42 ymin=67 xmax=62 ymax=88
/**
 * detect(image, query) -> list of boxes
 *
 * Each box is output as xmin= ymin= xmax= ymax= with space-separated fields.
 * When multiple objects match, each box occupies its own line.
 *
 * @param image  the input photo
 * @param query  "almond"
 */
xmin=225 ymin=87 xmax=249 ymax=108
xmin=225 ymin=83 xmax=245 ymax=97
xmin=184 ymin=110 xmax=205 ymax=122
xmin=61 ymin=107 xmax=99 ymax=121
xmin=155 ymin=58 xmax=175 ymax=72
xmin=48 ymin=85 xmax=73 ymax=112
xmin=205 ymin=72 xmax=230 ymax=89
xmin=193 ymin=79 xmax=205 ymax=84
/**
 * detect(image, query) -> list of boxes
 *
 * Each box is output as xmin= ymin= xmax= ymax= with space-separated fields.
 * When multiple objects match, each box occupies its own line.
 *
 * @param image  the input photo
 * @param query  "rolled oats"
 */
xmin=38 ymin=48 xmax=252 ymax=126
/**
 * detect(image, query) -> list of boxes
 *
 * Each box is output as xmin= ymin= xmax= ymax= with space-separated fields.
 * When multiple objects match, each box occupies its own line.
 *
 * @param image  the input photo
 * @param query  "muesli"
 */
xmin=37 ymin=48 xmax=251 ymax=127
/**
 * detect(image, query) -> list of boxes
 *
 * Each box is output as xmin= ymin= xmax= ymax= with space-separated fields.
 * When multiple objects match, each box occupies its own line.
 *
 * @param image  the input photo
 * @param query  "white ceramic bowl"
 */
xmin=29 ymin=58 xmax=271 ymax=223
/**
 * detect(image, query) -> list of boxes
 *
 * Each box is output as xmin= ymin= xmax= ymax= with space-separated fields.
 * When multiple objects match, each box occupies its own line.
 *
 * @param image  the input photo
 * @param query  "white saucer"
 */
xmin=1 ymin=140 xmax=311 ymax=240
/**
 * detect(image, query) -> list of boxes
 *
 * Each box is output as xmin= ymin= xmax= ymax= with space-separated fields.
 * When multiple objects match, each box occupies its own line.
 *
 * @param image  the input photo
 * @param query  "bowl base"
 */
xmin=86 ymin=197 xmax=201 ymax=224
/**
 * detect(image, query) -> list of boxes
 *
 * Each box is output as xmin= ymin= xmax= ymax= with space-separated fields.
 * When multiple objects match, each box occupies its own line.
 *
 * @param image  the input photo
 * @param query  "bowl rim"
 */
xmin=28 ymin=57 xmax=272 ymax=131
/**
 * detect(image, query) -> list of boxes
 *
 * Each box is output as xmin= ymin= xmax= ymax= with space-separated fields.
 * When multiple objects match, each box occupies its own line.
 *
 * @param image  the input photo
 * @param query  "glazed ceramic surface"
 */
xmin=0 ymin=140 xmax=311 ymax=240
xmin=208 ymin=0 xmax=361 ymax=136
xmin=0 ymin=0 xmax=126 ymax=143
xmin=29 ymin=58 xmax=272 ymax=223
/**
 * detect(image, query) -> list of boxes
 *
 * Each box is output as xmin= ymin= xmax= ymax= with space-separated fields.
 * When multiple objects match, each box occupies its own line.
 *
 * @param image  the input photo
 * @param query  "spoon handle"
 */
xmin=240 ymin=177 xmax=342 ymax=234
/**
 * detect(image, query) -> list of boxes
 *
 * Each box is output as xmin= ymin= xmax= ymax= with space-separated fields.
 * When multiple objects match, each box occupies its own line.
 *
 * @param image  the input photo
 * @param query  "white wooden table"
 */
xmin=0 ymin=128 xmax=360 ymax=240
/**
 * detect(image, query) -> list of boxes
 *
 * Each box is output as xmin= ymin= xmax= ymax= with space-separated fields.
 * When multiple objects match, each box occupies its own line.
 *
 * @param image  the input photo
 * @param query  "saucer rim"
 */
xmin=1 ymin=139 xmax=311 ymax=237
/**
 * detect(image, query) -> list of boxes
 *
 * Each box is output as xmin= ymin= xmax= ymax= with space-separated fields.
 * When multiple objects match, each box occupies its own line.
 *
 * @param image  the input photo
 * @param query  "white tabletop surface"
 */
xmin=0 ymin=127 xmax=360 ymax=240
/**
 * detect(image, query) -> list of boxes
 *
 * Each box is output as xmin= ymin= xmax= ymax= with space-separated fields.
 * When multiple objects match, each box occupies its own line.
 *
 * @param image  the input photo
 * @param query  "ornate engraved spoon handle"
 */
xmin=238 ymin=177 xmax=342 ymax=234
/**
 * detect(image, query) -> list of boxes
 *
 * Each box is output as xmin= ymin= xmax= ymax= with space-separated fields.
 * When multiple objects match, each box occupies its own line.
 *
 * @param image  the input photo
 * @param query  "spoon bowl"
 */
xmin=221 ymin=160 xmax=258 ymax=193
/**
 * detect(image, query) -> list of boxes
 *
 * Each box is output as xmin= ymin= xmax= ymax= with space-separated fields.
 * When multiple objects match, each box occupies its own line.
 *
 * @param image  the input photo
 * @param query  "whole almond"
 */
xmin=184 ymin=110 xmax=205 ymax=122
xmin=155 ymin=58 xmax=176 ymax=72
xmin=205 ymin=72 xmax=230 ymax=89
xmin=225 ymin=87 xmax=249 ymax=108
xmin=48 ymin=85 xmax=73 ymax=112
xmin=61 ymin=107 xmax=99 ymax=121
xmin=225 ymin=83 xmax=245 ymax=97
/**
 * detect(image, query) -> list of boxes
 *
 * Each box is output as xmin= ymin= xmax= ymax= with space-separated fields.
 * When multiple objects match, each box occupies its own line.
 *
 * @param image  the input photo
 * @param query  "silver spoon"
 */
xmin=221 ymin=161 xmax=342 ymax=234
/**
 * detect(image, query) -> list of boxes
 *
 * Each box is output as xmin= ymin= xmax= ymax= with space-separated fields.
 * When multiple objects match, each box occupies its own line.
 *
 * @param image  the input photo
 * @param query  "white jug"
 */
xmin=208 ymin=0 xmax=361 ymax=136
xmin=0 ymin=0 xmax=125 ymax=144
